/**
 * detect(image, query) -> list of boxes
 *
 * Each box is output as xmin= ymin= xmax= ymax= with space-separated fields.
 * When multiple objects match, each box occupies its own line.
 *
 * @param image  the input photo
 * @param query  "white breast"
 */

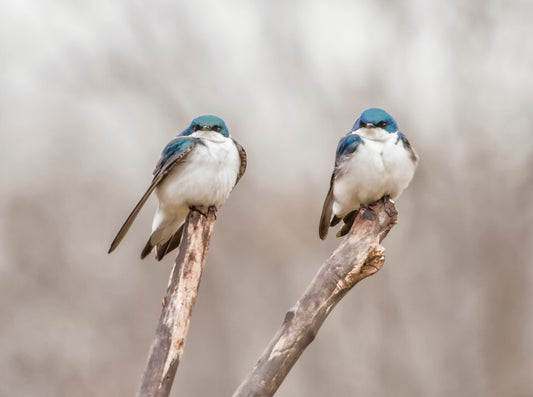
xmin=332 ymin=132 xmax=416 ymax=218
xmin=382 ymin=136 xmax=417 ymax=198
xmin=155 ymin=133 xmax=240 ymax=216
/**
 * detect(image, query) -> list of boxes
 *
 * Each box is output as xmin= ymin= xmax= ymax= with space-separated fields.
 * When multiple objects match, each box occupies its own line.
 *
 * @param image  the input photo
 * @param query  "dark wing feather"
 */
xmin=156 ymin=224 xmax=184 ymax=261
xmin=233 ymin=139 xmax=247 ymax=185
xmin=319 ymin=173 xmax=335 ymax=240
xmin=330 ymin=215 xmax=341 ymax=227
xmin=336 ymin=210 xmax=357 ymax=237
xmin=140 ymin=237 xmax=154 ymax=259
xmin=108 ymin=138 xmax=198 ymax=254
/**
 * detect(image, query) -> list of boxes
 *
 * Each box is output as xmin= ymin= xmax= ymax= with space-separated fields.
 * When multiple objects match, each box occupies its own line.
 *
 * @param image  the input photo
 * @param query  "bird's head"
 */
xmin=185 ymin=114 xmax=229 ymax=137
xmin=352 ymin=108 xmax=398 ymax=135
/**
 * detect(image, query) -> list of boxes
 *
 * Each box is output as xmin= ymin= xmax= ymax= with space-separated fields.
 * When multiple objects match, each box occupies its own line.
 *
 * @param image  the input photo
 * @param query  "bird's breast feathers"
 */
xmin=332 ymin=131 xmax=416 ymax=216
xmin=156 ymin=136 xmax=240 ymax=210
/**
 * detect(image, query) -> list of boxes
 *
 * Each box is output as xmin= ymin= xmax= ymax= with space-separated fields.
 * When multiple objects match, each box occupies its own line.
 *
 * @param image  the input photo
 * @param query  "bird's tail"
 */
xmin=141 ymin=223 xmax=185 ymax=261
xmin=140 ymin=238 xmax=154 ymax=260
xmin=335 ymin=210 xmax=357 ymax=238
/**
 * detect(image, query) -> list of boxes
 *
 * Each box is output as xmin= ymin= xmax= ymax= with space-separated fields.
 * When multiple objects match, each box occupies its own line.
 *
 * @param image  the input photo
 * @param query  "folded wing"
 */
xmin=108 ymin=138 xmax=199 ymax=253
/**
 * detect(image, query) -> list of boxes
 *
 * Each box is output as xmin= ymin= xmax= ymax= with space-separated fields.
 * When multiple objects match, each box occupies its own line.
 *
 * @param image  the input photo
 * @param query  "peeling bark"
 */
xmin=233 ymin=197 xmax=398 ymax=397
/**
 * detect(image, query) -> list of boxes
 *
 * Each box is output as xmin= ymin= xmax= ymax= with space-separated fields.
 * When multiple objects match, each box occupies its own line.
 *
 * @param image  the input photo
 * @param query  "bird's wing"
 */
xmin=319 ymin=134 xmax=364 ymax=240
xmin=319 ymin=173 xmax=335 ymax=240
xmin=108 ymin=137 xmax=199 ymax=253
xmin=334 ymin=133 xmax=364 ymax=166
xmin=233 ymin=139 xmax=247 ymax=186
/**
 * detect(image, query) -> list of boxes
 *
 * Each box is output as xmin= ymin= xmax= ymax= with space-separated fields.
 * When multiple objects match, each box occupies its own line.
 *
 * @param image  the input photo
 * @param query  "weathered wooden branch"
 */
xmin=136 ymin=207 xmax=217 ymax=397
xmin=233 ymin=197 xmax=398 ymax=397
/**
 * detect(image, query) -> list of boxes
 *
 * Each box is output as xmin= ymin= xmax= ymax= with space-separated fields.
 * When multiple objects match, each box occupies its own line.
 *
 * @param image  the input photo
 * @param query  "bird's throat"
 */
xmin=357 ymin=128 xmax=390 ymax=142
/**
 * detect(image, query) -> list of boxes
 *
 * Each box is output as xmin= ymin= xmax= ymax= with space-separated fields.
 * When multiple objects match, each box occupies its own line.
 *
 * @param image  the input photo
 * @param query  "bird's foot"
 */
xmin=208 ymin=205 xmax=217 ymax=219
xmin=383 ymin=194 xmax=395 ymax=204
xmin=189 ymin=205 xmax=217 ymax=219
xmin=189 ymin=205 xmax=208 ymax=217
xmin=380 ymin=195 xmax=396 ymax=217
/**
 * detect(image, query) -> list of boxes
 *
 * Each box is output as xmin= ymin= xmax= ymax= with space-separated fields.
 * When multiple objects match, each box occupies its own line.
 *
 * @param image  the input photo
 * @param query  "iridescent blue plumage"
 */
xmin=352 ymin=108 xmax=398 ymax=133
xmin=156 ymin=138 xmax=198 ymax=173
xmin=336 ymin=134 xmax=364 ymax=158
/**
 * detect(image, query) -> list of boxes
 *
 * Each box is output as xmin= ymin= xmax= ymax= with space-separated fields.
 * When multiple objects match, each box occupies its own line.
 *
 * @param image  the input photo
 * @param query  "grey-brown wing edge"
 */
xmin=233 ymin=139 xmax=247 ymax=186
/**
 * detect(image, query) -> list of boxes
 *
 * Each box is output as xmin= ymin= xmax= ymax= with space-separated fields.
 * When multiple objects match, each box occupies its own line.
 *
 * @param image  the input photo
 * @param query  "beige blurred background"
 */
xmin=1 ymin=1 xmax=532 ymax=396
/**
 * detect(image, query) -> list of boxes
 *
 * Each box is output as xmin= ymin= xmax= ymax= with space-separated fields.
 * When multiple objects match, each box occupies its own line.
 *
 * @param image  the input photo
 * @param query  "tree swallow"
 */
xmin=319 ymin=108 xmax=418 ymax=239
xmin=109 ymin=114 xmax=247 ymax=260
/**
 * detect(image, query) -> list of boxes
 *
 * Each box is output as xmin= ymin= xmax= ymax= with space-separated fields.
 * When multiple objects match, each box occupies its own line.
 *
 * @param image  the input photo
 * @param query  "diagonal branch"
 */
xmin=233 ymin=197 xmax=398 ymax=397
xmin=136 ymin=206 xmax=217 ymax=397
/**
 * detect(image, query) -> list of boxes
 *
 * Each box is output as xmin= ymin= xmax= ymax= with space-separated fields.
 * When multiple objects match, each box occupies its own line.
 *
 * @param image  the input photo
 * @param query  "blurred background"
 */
xmin=1 ymin=0 xmax=532 ymax=396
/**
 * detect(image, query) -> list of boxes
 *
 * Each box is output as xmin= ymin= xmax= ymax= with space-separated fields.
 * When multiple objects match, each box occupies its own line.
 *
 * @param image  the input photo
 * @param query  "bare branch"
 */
xmin=136 ymin=207 xmax=217 ymax=397
xmin=233 ymin=197 xmax=398 ymax=397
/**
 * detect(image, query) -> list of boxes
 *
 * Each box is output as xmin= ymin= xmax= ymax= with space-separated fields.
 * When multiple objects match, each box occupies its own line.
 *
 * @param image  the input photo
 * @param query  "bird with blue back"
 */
xmin=109 ymin=114 xmax=247 ymax=260
xmin=319 ymin=108 xmax=418 ymax=239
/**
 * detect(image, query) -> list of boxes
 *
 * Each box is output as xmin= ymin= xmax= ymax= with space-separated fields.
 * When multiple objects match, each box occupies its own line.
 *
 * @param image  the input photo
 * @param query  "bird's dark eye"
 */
xmin=359 ymin=121 xmax=367 ymax=127
xmin=192 ymin=124 xmax=201 ymax=131
xmin=378 ymin=121 xmax=388 ymax=128
xmin=213 ymin=125 xmax=222 ymax=132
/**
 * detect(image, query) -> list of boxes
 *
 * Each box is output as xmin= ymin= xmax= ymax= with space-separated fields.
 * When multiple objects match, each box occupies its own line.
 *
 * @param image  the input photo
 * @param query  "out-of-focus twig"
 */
xmin=136 ymin=207 xmax=217 ymax=397
xmin=233 ymin=197 xmax=398 ymax=397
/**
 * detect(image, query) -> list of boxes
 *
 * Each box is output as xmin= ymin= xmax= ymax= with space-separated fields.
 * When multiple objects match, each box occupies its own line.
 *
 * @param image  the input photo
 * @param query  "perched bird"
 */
xmin=109 ymin=114 xmax=247 ymax=260
xmin=319 ymin=108 xmax=418 ymax=239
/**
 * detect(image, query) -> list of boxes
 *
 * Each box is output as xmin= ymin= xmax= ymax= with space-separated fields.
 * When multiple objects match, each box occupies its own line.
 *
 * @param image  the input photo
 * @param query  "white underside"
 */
xmin=332 ymin=128 xmax=417 ymax=218
xmin=151 ymin=131 xmax=240 ymax=244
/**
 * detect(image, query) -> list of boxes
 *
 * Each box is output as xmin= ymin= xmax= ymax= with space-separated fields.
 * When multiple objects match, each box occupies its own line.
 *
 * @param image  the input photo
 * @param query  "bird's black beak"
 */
xmin=200 ymin=125 xmax=212 ymax=131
